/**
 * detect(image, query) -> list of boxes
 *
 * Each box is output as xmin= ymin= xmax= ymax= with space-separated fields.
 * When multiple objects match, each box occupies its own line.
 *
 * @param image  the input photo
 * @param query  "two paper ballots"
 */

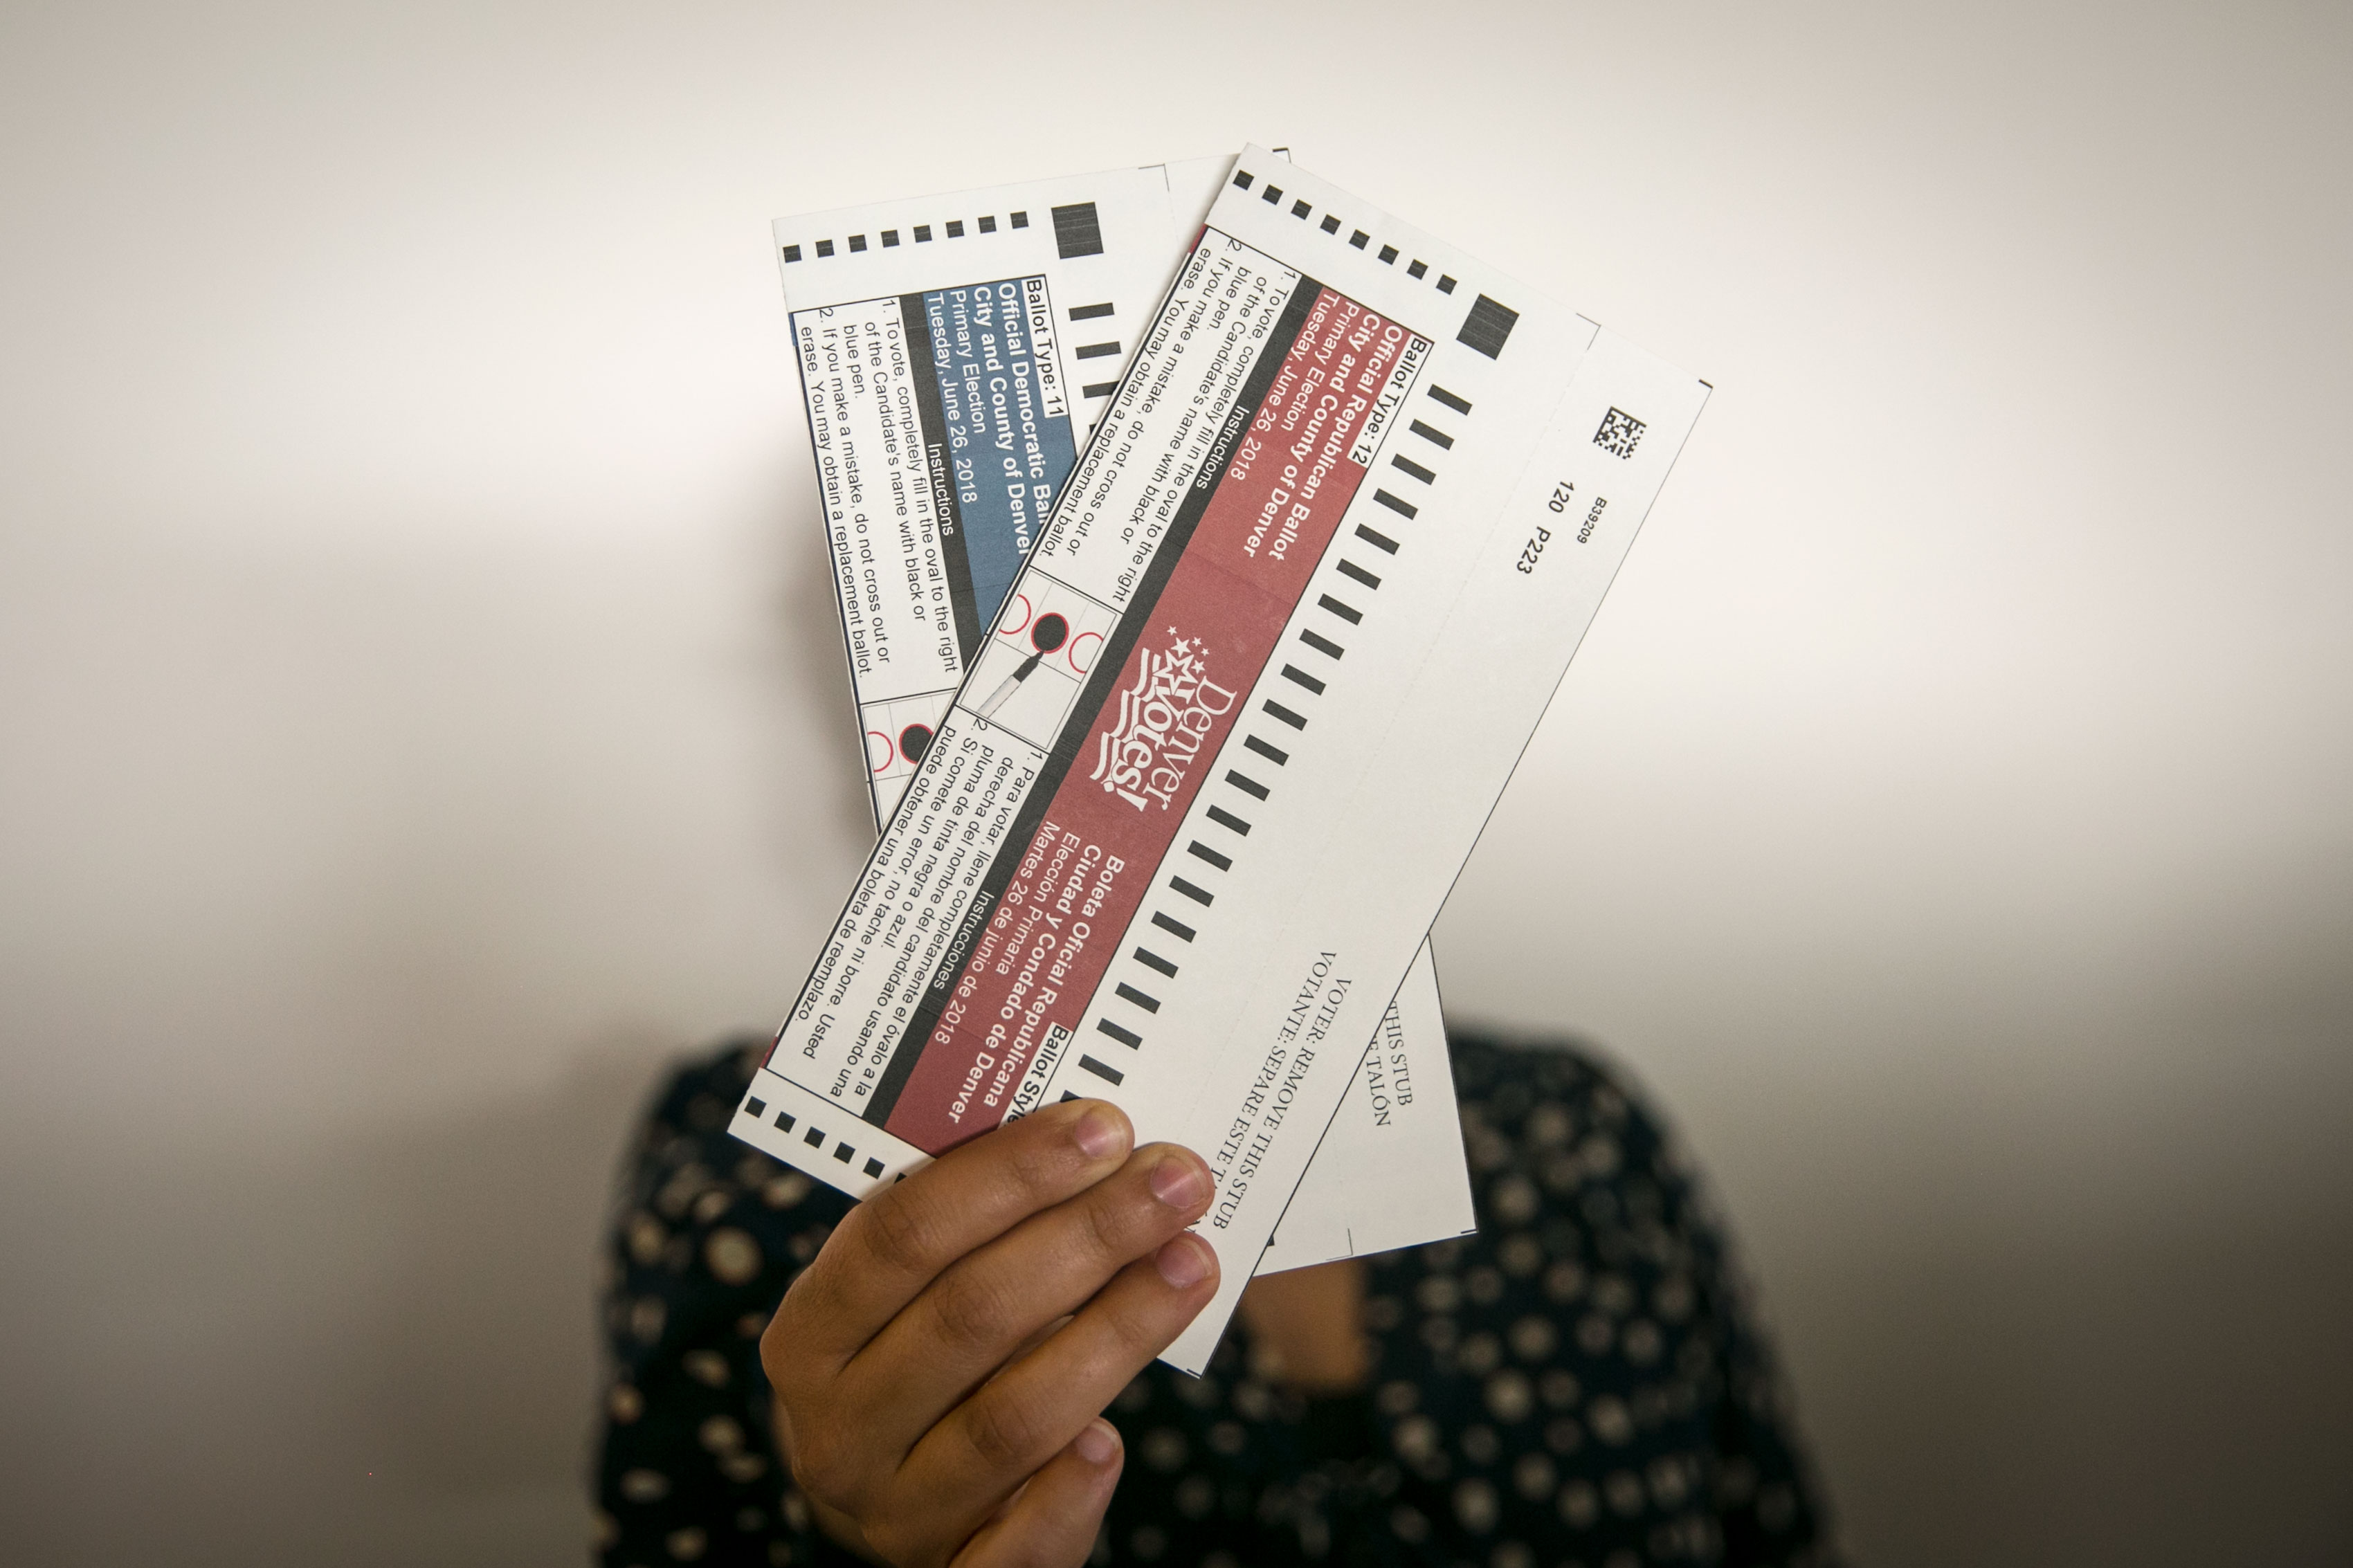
xmin=766 ymin=153 xmax=1472 ymax=1279
xmin=741 ymin=147 xmax=1705 ymax=1370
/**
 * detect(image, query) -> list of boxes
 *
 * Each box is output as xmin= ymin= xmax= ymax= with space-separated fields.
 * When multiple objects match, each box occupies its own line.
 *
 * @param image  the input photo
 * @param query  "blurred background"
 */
xmin=3 ymin=0 xmax=2348 ymax=1561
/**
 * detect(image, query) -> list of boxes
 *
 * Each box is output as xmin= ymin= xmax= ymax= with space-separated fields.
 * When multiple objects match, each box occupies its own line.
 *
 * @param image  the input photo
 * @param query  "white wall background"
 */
xmin=3 ymin=0 xmax=2347 ymax=1561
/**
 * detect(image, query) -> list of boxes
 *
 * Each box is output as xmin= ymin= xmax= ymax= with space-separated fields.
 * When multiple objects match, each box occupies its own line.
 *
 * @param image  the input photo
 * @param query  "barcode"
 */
xmin=1593 ymin=407 xmax=1645 ymax=459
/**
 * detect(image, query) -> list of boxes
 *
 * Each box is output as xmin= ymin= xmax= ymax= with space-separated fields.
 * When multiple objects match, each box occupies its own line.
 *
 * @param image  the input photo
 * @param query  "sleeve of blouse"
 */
xmin=1427 ymin=1035 xmax=1844 ymax=1568
xmin=1682 ymin=1189 xmax=1842 ymax=1568
xmin=1637 ymin=1086 xmax=1841 ymax=1568
xmin=591 ymin=1041 xmax=869 ymax=1568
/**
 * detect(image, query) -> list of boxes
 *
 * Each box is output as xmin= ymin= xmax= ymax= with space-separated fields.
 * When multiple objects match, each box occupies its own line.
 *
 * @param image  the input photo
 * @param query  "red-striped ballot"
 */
xmin=737 ymin=147 xmax=1709 ymax=1370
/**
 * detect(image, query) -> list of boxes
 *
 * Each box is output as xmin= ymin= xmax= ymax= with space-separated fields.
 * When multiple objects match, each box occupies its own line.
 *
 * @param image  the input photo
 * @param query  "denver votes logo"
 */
xmin=1090 ymin=631 xmax=1239 ymax=812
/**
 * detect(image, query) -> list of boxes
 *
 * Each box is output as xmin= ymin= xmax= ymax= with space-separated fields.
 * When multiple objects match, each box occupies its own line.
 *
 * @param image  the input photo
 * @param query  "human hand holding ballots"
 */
xmin=762 ymin=1099 xmax=1218 ymax=1567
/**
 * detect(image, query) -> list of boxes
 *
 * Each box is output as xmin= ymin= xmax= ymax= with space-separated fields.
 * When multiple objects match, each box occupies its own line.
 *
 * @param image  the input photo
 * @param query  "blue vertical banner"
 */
xmin=901 ymin=275 xmax=1078 ymax=663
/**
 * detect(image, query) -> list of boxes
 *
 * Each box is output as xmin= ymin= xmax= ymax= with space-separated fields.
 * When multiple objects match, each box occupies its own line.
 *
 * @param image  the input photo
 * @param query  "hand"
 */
xmin=762 ymin=1098 xmax=1219 ymax=1567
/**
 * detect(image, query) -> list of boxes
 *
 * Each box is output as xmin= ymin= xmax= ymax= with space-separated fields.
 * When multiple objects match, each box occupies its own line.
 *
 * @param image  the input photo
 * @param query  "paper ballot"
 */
xmin=742 ymin=149 xmax=1706 ymax=1368
xmin=766 ymin=155 xmax=1473 ymax=1277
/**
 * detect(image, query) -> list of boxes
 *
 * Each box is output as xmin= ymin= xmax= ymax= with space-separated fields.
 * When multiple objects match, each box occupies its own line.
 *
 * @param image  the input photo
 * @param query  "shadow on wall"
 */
xmin=0 ymin=1036 xmax=696 ymax=1568
xmin=358 ymin=1046 xmax=667 ymax=1497
xmin=1734 ymin=872 xmax=2353 ymax=1568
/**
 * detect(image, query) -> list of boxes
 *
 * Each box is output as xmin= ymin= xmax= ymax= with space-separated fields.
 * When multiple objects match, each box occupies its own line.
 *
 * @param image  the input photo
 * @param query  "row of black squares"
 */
xmin=743 ymin=1096 xmax=886 ymax=1179
xmin=787 ymin=212 xmax=1019 ymax=263
xmin=1227 ymin=170 xmax=1521 ymax=360
xmin=782 ymin=201 xmax=1108 ymax=265
xmin=1230 ymin=168 xmax=1457 ymax=292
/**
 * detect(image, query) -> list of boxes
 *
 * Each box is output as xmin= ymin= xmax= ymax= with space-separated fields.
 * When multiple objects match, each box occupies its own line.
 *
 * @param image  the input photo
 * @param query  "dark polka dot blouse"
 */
xmin=595 ymin=1034 xmax=1840 ymax=1567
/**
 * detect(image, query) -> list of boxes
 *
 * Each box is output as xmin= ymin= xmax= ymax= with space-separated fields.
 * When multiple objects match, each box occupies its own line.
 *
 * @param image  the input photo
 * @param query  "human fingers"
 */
xmin=844 ymin=1144 xmax=1214 ymax=1438
xmin=949 ymin=1421 xmax=1123 ymax=1568
xmin=767 ymin=1099 xmax=1132 ymax=1377
xmin=907 ymin=1231 xmax=1219 ymax=1523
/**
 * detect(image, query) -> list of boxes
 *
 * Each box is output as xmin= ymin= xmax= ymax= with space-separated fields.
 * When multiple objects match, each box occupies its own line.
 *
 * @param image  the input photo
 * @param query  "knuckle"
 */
xmin=960 ymin=1386 xmax=1048 ymax=1473
xmin=773 ymin=1252 xmax=833 ymax=1321
xmin=1078 ymin=1181 xmax=1147 ymax=1264
xmin=926 ymin=1265 xmax=1018 ymax=1354
xmin=1003 ymin=1124 xmax=1079 ymax=1201
xmin=784 ymin=1423 xmax=857 ymax=1506
xmin=1097 ymin=1274 xmax=1181 ymax=1362
xmin=758 ymin=1329 xmax=796 ymax=1396
xmin=858 ymin=1186 xmax=943 ymax=1279
xmin=861 ymin=1516 xmax=920 ymax=1567
xmin=761 ymin=1300 xmax=810 ymax=1393
xmin=990 ymin=1529 xmax=1061 ymax=1568
xmin=758 ymin=1300 xmax=790 ymax=1360
xmin=765 ymin=1275 xmax=835 ymax=1386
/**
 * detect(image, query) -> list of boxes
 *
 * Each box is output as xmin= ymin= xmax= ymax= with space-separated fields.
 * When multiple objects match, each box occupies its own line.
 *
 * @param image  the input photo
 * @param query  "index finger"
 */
xmin=766 ymin=1097 xmax=1133 ymax=1371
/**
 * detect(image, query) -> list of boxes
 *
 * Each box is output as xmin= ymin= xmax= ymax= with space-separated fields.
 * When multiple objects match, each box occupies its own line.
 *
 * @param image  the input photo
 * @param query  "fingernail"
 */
xmin=1074 ymin=1106 xmax=1127 ymax=1161
xmin=1149 ymin=1153 xmax=1207 ymax=1209
xmin=1075 ymin=1419 xmax=1120 ymax=1466
xmin=1155 ymin=1234 xmax=1212 ymax=1289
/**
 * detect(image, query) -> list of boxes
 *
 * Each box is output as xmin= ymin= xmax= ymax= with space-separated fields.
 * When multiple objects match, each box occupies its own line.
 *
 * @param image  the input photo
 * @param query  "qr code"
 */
xmin=1593 ymin=407 xmax=1645 ymax=459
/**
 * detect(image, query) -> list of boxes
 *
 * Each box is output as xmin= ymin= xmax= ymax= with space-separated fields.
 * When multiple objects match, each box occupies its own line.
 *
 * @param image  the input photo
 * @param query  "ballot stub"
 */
xmin=740 ymin=146 xmax=1707 ymax=1369
xmin=770 ymin=155 xmax=1471 ymax=1276
xmin=1253 ymin=937 xmax=1464 ymax=1271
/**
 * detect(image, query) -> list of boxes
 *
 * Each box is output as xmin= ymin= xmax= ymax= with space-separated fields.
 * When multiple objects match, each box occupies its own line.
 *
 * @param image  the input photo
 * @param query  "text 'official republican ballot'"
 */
xmin=767 ymin=154 xmax=1473 ymax=1273
xmin=737 ymin=146 xmax=1708 ymax=1370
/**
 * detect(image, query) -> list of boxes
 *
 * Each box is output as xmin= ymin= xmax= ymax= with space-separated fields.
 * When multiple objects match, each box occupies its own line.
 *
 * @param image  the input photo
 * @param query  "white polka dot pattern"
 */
xmin=594 ymin=1036 xmax=1841 ymax=1567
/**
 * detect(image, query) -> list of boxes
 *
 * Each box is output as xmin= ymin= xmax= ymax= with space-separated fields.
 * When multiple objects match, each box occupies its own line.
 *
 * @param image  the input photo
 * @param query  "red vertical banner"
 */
xmin=882 ymin=287 xmax=1414 ymax=1152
